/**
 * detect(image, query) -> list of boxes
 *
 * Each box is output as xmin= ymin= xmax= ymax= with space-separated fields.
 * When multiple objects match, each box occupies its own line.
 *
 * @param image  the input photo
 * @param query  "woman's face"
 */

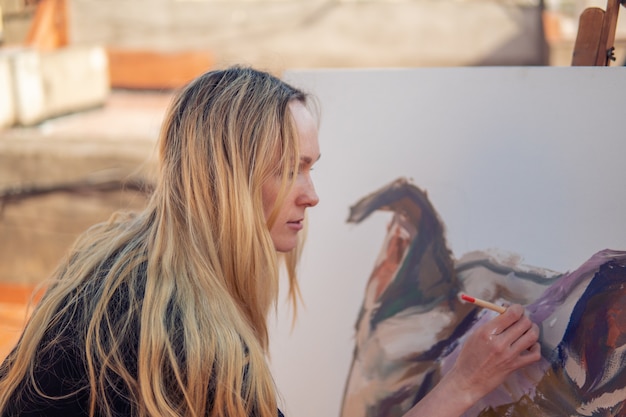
xmin=262 ymin=100 xmax=320 ymax=252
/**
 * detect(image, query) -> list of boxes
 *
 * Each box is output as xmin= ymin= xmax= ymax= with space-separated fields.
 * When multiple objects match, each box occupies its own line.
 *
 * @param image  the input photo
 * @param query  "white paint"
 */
xmin=373 ymin=306 xmax=454 ymax=360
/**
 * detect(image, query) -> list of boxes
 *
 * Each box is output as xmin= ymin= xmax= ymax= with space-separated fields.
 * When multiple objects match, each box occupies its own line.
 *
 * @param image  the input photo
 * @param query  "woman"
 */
xmin=0 ymin=66 xmax=540 ymax=417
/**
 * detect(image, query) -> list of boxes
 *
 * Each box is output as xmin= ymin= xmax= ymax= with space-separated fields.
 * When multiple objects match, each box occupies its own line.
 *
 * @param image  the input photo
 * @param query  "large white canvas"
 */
xmin=268 ymin=67 xmax=626 ymax=417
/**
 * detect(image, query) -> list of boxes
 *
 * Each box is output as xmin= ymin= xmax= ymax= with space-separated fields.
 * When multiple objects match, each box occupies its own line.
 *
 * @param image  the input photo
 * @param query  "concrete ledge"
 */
xmin=8 ymin=45 xmax=110 ymax=126
xmin=39 ymin=46 xmax=109 ymax=117
xmin=0 ymin=51 xmax=16 ymax=128
xmin=10 ymin=49 xmax=45 ymax=126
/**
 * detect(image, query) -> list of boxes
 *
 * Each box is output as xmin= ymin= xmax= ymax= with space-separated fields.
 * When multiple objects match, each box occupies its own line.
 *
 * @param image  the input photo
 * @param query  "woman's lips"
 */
xmin=287 ymin=220 xmax=304 ymax=230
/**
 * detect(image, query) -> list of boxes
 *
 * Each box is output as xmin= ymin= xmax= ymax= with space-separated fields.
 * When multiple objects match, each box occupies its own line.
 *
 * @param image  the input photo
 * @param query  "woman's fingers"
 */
xmin=519 ymin=341 xmax=542 ymax=363
xmin=509 ymin=322 xmax=540 ymax=352
xmin=489 ymin=304 xmax=525 ymax=336
xmin=487 ymin=305 xmax=538 ymax=350
xmin=487 ymin=307 xmax=541 ymax=371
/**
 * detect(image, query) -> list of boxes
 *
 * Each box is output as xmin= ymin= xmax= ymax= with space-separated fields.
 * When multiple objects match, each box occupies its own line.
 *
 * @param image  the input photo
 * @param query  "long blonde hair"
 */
xmin=0 ymin=66 xmax=309 ymax=417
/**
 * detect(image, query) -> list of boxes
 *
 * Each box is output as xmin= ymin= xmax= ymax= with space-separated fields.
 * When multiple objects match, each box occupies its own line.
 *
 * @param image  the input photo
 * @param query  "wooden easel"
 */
xmin=25 ymin=0 xmax=68 ymax=51
xmin=571 ymin=0 xmax=626 ymax=65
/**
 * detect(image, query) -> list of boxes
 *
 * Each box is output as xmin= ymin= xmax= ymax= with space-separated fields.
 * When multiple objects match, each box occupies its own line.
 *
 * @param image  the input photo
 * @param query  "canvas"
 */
xmin=266 ymin=67 xmax=626 ymax=417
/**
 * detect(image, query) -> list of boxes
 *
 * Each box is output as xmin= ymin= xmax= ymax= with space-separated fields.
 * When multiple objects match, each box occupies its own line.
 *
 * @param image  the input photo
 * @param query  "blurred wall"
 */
xmin=68 ymin=0 xmax=549 ymax=69
xmin=0 ymin=91 xmax=166 ymax=284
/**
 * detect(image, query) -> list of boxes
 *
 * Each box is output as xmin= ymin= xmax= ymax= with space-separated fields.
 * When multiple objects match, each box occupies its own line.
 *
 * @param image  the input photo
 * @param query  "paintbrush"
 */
xmin=460 ymin=293 xmax=507 ymax=314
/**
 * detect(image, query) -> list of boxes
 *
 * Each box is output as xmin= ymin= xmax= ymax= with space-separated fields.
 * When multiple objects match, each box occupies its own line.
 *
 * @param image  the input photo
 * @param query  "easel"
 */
xmin=24 ymin=0 xmax=68 ymax=51
xmin=571 ymin=0 xmax=626 ymax=65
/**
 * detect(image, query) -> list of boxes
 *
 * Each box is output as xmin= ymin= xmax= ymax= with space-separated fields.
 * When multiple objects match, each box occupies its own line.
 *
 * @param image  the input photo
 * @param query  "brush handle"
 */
xmin=461 ymin=294 xmax=507 ymax=314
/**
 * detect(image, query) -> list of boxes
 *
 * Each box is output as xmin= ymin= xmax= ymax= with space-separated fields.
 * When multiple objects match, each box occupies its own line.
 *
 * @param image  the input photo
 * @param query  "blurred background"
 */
xmin=2 ymin=0 xmax=625 ymax=69
xmin=1 ymin=0 xmax=625 ymax=364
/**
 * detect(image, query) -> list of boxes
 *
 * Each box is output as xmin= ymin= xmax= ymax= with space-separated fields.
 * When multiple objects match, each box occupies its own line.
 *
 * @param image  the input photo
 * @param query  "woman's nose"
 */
xmin=298 ymin=178 xmax=319 ymax=208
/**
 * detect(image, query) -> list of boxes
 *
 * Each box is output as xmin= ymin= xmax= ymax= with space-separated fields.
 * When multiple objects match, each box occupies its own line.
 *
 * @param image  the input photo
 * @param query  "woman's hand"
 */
xmin=446 ymin=304 xmax=541 ymax=407
xmin=403 ymin=304 xmax=541 ymax=417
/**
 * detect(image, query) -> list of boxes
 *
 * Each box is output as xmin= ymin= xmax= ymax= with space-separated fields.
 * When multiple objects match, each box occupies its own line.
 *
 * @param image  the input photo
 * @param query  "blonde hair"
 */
xmin=0 ymin=66 xmax=310 ymax=417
